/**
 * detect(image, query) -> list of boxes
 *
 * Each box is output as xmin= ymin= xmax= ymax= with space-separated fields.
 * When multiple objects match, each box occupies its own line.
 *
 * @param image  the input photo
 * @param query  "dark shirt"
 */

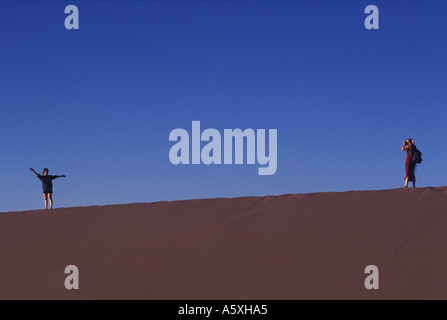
xmin=37 ymin=174 xmax=58 ymax=192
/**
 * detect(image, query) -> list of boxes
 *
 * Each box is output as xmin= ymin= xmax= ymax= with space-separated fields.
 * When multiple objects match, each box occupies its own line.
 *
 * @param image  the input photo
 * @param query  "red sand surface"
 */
xmin=1 ymin=187 xmax=447 ymax=300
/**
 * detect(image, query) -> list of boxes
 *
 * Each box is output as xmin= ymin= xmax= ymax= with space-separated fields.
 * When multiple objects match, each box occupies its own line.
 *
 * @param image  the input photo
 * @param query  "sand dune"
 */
xmin=1 ymin=187 xmax=447 ymax=299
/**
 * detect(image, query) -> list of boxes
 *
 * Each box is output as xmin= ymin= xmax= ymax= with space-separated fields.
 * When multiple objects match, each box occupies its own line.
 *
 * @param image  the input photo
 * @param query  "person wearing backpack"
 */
xmin=401 ymin=138 xmax=420 ymax=188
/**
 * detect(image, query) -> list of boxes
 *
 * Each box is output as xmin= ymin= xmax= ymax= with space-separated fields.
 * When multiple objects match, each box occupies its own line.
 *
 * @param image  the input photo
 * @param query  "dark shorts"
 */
xmin=43 ymin=189 xmax=53 ymax=194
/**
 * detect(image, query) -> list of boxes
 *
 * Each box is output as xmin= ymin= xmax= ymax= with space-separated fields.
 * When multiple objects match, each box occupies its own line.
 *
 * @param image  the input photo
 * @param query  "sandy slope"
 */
xmin=1 ymin=187 xmax=447 ymax=299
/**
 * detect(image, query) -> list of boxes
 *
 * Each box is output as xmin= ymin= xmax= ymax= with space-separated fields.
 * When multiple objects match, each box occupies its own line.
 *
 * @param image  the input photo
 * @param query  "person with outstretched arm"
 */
xmin=30 ymin=168 xmax=66 ymax=210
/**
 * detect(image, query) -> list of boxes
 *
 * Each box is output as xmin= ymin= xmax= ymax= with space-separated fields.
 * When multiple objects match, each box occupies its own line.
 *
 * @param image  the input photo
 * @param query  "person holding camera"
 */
xmin=401 ymin=138 xmax=417 ymax=188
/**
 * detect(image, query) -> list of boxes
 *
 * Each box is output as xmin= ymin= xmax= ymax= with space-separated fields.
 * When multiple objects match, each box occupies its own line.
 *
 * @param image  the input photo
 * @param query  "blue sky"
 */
xmin=1 ymin=1 xmax=446 ymax=212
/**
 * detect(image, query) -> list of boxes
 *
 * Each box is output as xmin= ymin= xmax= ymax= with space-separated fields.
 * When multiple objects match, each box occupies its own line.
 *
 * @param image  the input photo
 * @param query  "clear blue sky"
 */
xmin=1 ymin=1 xmax=446 ymax=212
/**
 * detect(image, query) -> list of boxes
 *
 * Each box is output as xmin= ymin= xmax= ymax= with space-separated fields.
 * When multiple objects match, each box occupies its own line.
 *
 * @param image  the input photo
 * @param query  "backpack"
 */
xmin=412 ymin=148 xmax=422 ymax=164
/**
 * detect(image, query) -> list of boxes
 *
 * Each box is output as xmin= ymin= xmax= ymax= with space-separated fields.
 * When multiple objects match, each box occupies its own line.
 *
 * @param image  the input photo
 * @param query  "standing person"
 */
xmin=29 ymin=168 xmax=66 ymax=209
xmin=401 ymin=138 xmax=416 ymax=188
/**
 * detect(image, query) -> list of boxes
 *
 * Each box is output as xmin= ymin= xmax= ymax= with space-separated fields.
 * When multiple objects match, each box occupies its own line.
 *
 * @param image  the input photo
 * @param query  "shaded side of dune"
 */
xmin=1 ymin=187 xmax=447 ymax=299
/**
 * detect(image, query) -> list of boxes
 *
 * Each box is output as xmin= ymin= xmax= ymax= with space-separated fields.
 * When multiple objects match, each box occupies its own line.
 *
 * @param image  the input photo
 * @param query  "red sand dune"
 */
xmin=1 ymin=187 xmax=447 ymax=300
